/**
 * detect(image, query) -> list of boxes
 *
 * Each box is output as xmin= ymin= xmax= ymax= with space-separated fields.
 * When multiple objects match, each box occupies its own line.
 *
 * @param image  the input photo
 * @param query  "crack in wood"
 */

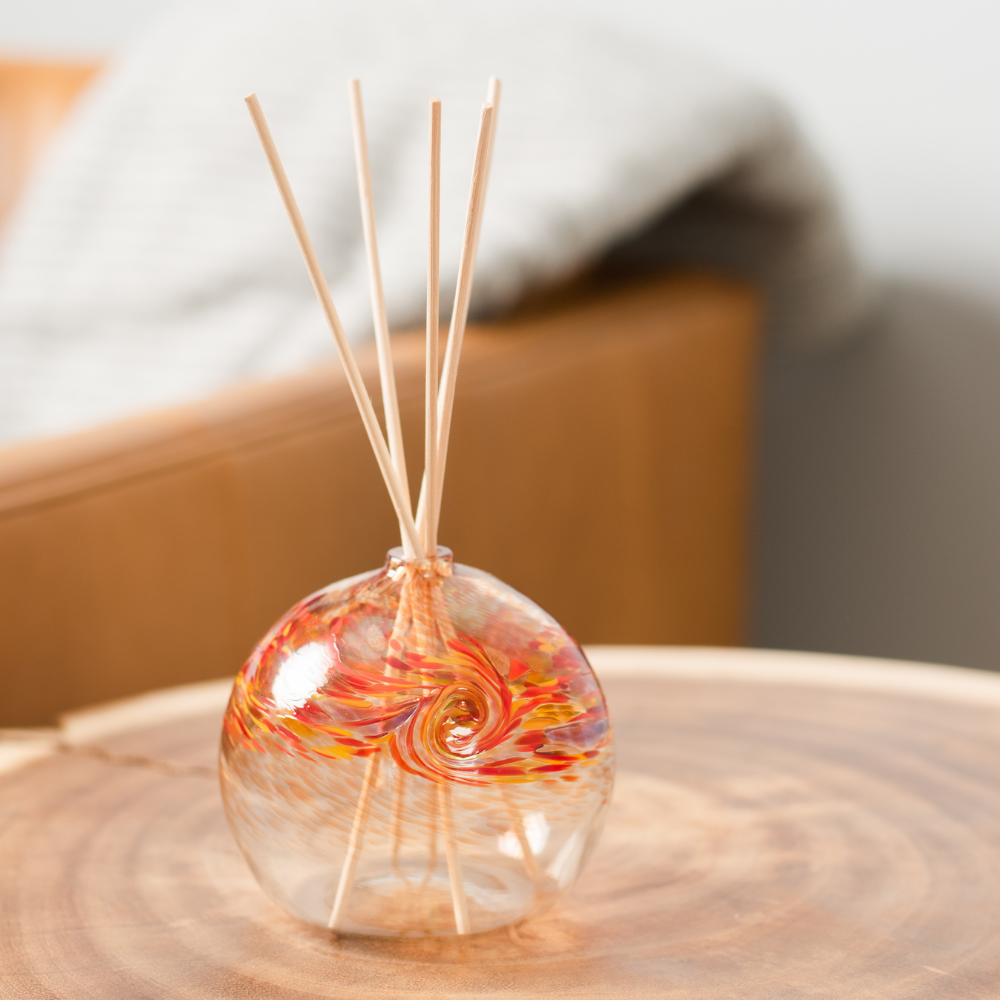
xmin=60 ymin=742 xmax=216 ymax=779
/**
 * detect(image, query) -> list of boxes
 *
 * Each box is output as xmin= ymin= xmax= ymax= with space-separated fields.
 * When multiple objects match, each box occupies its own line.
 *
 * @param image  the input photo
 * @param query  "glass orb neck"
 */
xmin=386 ymin=545 xmax=453 ymax=579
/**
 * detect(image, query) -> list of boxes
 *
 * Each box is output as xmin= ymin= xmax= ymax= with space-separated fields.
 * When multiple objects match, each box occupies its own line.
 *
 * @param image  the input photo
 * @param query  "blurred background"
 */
xmin=2 ymin=0 xmax=1000 ymax=675
xmin=5 ymin=0 xmax=998 ymax=306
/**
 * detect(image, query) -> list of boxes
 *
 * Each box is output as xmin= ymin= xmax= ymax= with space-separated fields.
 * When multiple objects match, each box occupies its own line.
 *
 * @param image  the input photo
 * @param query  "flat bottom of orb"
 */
xmin=288 ymin=862 xmax=548 ymax=936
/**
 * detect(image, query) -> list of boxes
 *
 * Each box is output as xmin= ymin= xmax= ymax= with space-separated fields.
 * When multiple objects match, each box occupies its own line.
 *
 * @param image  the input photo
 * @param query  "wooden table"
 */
xmin=2 ymin=646 xmax=999 ymax=998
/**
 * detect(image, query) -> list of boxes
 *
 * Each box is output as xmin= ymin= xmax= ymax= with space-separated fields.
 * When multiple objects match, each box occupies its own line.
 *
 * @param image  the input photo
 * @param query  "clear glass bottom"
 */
xmin=221 ymin=746 xmax=613 ymax=935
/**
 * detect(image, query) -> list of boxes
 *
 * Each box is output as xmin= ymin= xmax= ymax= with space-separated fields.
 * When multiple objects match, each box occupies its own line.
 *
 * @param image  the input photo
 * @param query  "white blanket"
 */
xmin=0 ymin=0 xmax=869 ymax=446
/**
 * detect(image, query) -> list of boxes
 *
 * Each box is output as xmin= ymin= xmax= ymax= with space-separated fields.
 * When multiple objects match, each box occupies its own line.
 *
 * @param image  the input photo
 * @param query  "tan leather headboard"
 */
xmin=0 ymin=272 xmax=759 ymax=726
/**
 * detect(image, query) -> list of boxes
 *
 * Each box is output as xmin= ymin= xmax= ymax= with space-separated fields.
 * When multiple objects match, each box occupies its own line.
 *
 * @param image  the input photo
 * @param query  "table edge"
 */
xmin=3 ymin=646 xmax=999 ymax=775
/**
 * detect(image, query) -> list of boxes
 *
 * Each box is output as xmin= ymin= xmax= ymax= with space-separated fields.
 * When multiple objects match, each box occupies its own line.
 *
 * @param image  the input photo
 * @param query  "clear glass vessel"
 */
xmin=219 ymin=547 xmax=614 ymax=936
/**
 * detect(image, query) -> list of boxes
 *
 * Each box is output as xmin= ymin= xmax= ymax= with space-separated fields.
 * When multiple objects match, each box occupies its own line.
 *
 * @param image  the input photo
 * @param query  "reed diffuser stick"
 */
xmin=327 ymin=751 xmax=382 ymax=929
xmin=414 ymin=91 xmax=498 ymax=550
xmin=502 ymin=787 xmax=541 ymax=882
xmin=424 ymin=99 xmax=442 ymax=556
xmin=328 ymin=582 xmax=415 ymax=930
xmin=483 ymin=77 xmax=501 ymax=208
xmin=245 ymin=93 xmax=423 ymax=558
xmin=429 ymin=101 xmax=494 ymax=548
xmin=348 ymin=79 xmax=414 ymax=558
xmin=415 ymin=80 xmax=500 ymax=548
xmin=437 ymin=782 xmax=471 ymax=934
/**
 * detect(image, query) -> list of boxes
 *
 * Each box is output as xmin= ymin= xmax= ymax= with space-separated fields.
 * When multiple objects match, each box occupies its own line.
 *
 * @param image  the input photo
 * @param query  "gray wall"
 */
xmin=758 ymin=283 xmax=1000 ymax=670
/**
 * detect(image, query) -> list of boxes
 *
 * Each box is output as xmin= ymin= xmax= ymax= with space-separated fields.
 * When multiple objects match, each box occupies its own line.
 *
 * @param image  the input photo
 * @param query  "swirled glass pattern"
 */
xmin=220 ymin=548 xmax=614 ymax=935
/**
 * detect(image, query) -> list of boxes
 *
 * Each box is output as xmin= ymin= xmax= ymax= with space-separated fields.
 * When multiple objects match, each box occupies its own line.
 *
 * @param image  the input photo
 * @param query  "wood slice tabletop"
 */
xmin=2 ymin=646 xmax=1000 ymax=998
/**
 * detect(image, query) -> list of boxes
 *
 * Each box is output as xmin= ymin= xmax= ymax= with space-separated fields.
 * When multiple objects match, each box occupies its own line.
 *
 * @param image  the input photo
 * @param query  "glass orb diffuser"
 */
xmin=233 ymin=77 xmax=612 ymax=937
xmin=219 ymin=548 xmax=615 ymax=936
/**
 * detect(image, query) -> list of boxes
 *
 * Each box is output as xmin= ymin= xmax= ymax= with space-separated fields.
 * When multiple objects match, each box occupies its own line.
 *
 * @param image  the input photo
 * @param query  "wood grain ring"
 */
xmin=2 ymin=648 xmax=999 ymax=997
